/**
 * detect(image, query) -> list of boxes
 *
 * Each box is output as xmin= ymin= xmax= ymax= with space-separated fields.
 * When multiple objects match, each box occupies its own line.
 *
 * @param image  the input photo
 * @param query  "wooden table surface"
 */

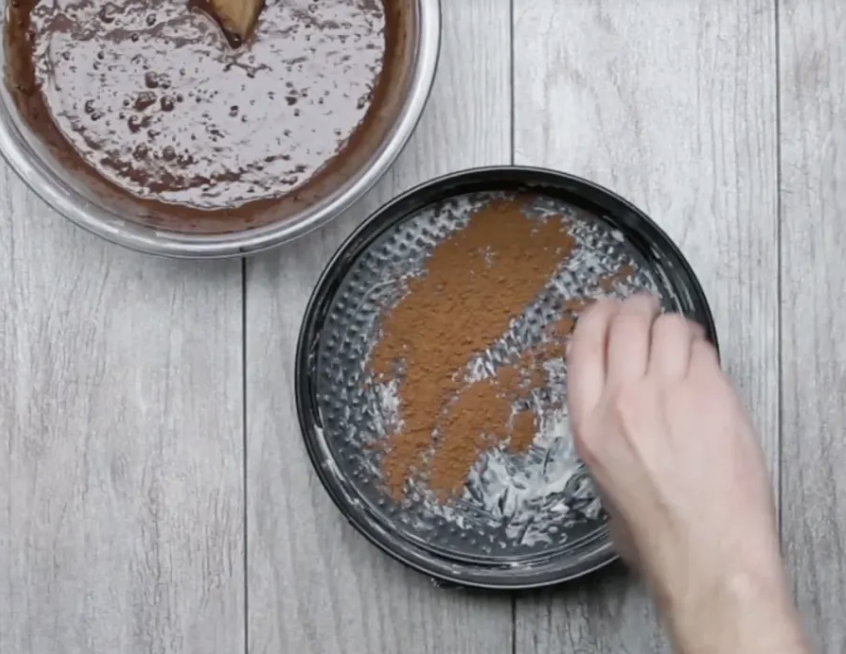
xmin=2 ymin=0 xmax=845 ymax=652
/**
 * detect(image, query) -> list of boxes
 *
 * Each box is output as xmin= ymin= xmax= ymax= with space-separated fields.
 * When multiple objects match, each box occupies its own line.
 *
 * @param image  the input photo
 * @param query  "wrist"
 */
xmin=659 ymin=564 xmax=808 ymax=654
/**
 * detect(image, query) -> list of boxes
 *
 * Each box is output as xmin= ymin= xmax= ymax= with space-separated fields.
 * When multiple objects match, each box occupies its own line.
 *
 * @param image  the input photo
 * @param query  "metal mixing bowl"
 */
xmin=0 ymin=0 xmax=440 ymax=258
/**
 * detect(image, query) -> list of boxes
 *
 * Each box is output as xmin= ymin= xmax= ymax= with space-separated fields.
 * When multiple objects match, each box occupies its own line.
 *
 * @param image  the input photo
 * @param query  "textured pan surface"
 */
xmin=297 ymin=168 xmax=716 ymax=588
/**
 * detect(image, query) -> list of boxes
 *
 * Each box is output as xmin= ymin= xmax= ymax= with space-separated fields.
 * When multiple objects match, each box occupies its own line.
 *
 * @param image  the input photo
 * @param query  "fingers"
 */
xmin=648 ymin=313 xmax=705 ymax=379
xmin=688 ymin=337 xmax=721 ymax=377
xmin=567 ymin=299 xmax=618 ymax=425
xmin=608 ymin=513 xmax=639 ymax=567
xmin=568 ymin=294 xmax=713 ymax=416
xmin=606 ymin=294 xmax=660 ymax=385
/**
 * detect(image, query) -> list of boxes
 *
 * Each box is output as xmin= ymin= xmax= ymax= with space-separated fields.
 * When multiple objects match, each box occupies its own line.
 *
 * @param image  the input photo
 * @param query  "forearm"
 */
xmin=661 ymin=568 xmax=810 ymax=654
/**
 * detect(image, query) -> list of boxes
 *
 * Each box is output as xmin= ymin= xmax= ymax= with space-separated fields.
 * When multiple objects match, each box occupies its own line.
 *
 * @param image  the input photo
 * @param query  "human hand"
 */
xmin=566 ymin=295 xmax=808 ymax=654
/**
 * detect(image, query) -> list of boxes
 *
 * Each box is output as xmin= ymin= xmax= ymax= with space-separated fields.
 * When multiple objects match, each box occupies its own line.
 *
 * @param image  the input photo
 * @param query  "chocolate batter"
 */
xmin=5 ymin=0 xmax=411 ymax=232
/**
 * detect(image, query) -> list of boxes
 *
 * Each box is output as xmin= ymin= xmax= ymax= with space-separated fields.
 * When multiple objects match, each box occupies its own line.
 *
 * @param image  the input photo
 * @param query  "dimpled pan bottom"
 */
xmin=296 ymin=167 xmax=717 ymax=589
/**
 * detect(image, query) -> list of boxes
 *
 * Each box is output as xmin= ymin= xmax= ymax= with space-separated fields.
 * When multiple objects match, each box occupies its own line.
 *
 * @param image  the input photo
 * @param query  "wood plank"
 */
xmin=512 ymin=1 xmax=778 ymax=651
xmin=0 ymin=173 xmax=244 ymax=653
xmin=243 ymin=1 xmax=514 ymax=653
xmin=779 ymin=2 xmax=846 ymax=651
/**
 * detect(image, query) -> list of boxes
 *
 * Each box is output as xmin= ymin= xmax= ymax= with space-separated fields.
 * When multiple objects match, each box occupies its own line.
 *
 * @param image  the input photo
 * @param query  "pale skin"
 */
xmin=566 ymin=295 xmax=811 ymax=654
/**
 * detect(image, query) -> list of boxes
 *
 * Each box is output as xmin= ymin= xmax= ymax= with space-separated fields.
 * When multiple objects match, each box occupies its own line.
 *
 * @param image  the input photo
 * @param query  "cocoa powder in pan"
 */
xmin=369 ymin=197 xmax=629 ymax=501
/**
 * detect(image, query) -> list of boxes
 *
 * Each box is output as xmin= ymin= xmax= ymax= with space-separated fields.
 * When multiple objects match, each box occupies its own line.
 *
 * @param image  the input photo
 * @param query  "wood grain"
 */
xmin=0 ymin=173 xmax=245 ymax=653
xmin=779 ymin=2 xmax=846 ymax=651
xmin=244 ymin=2 xmax=513 ymax=653
xmin=512 ymin=1 xmax=778 ymax=652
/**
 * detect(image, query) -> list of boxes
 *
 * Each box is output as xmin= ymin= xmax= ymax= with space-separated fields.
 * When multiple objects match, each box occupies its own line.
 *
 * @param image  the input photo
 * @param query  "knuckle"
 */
xmin=572 ymin=418 xmax=603 ymax=466
xmin=615 ymin=311 xmax=648 ymax=331
xmin=692 ymin=338 xmax=720 ymax=366
xmin=574 ymin=432 xmax=602 ymax=469
xmin=609 ymin=382 xmax=657 ymax=435
xmin=654 ymin=312 xmax=689 ymax=334
xmin=611 ymin=382 xmax=649 ymax=415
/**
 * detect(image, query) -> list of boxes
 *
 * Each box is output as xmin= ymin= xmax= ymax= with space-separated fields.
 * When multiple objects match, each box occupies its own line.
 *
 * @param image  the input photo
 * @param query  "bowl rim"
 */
xmin=295 ymin=165 xmax=719 ymax=589
xmin=0 ymin=0 xmax=442 ymax=259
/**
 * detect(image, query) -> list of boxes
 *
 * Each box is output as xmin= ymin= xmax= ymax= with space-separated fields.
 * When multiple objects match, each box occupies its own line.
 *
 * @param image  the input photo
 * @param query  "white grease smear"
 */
xmin=370 ymin=348 xmax=601 ymax=547
xmin=321 ymin=191 xmax=671 ymax=558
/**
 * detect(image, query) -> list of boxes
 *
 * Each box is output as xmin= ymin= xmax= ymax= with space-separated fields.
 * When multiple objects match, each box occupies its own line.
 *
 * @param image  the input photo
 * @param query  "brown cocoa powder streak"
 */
xmin=370 ymin=197 xmax=576 ymax=500
xmin=370 ymin=197 xmax=637 ymax=501
xmin=509 ymin=410 xmax=537 ymax=455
